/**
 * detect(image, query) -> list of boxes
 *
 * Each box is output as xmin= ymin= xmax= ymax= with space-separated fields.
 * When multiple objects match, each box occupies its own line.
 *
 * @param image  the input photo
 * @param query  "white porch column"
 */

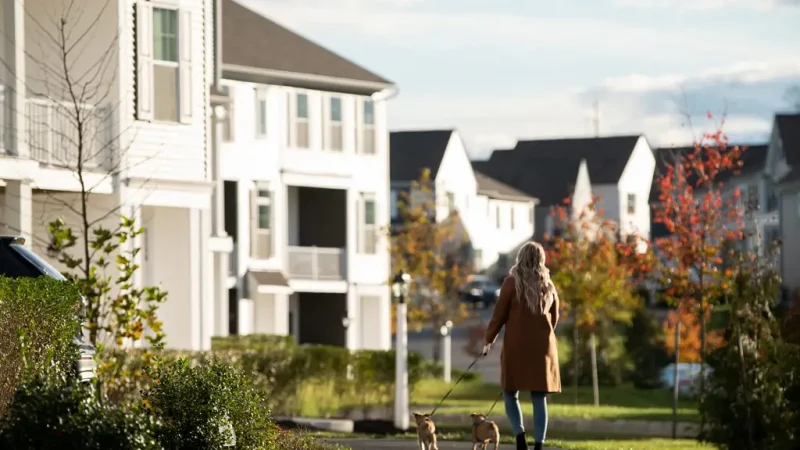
xmin=2 ymin=180 xmax=32 ymax=244
xmin=189 ymin=207 xmax=213 ymax=351
xmin=3 ymin=0 xmax=27 ymax=157
xmin=209 ymin=104 xmax=232 ymax=337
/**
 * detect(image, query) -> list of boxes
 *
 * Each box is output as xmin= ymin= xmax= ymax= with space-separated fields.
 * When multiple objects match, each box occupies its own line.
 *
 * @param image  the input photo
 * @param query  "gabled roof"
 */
xmin=473 ymin=171 xmax=536 ymax=203
xmin=389 ymin=130 xmax=454 ymax=182
xmin=650 ymin=143 xmax=769 ymax=202
xmin=477 ymin=156 xmax=584 ymax=207
xmin=511 ymin=135 xmax=641 ymax=184
xmin=222 ymin=0 xmax=391 ymax=90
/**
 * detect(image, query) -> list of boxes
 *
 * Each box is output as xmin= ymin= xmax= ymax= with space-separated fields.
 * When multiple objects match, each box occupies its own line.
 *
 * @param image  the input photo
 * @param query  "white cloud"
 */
xmin=613 ymin=0 xmax=799 ymax=10
xmin=389 ymin=58 xmax=800 ymax=158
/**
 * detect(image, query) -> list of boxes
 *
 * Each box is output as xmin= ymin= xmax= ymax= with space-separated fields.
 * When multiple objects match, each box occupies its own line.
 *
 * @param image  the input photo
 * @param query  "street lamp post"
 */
xmin=342 ymin=316 xmax=353 ymax=379
xmin=391 ymin=270 xmax=411 ymax=431
xmin=439 ymin=320 xmax=454 ymax=383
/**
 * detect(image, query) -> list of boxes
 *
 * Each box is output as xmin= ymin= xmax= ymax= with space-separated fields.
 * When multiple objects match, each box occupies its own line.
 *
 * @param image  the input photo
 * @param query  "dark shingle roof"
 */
xmin=477 ymin=156 xmax=584 ymax=207
xmin=473 ymin=171 xmax=535 ymax=202
xmin=512 ymin=135 xmax=641 ymax=184
xmin=222 ymin=0 xmax=390 ymax=86
xmin=389 ymin=130 xmax=454 ymax=182
xmin=776 ymin=114 xmax=800 ymax=166
xmin=650 ymin=144 xmax=769 ymax=202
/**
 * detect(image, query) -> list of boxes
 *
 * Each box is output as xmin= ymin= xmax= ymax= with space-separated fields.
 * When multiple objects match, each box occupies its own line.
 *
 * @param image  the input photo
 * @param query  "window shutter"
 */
xmin=286 ymin=91 xmax=292 ymax=146
xmin=136 ymin=1 xmax=154 ymax=121
xmin=178 ymin=10 xmax=193 ymax=124
xmin=250 ymin=189 xmax=258 ymax=257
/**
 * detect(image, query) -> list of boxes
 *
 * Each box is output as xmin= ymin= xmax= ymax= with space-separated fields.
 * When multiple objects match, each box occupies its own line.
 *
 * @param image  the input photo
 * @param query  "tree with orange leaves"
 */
xmin=652 ymin=116 xmax=746 ymax=415
xmin=547 ymin=198 xmax=652 ymax=405
xmin=664 ymin=301 xmax=725 ymax=363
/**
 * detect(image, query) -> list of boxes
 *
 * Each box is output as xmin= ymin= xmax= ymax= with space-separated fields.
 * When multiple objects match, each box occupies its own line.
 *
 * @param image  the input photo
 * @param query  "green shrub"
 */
xmin=0 ymin=276 xmax=82 ymax=415
xmin=625 ymin=309 xmax=670 ymax=389
xmin=558 ymin=322 xmax=632 ymax=387
xmin=0 ymin=374 xmax=159 ymax=449
xmin=143 ymin=358 xmax=274 ymax=449
xmin=211 ymin=334 xmax=295 ymax=351
xmin=700 ymin=261 xmax=800 ymax=449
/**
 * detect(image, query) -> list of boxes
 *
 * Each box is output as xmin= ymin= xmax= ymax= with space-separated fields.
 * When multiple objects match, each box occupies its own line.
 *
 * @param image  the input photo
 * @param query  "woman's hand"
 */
xmin=482 ymin=343 xmax=492 ymax=356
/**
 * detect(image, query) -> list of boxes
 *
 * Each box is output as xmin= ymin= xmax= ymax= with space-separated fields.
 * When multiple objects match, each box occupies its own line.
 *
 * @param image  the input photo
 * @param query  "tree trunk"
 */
xmin=573 ymin=323 xmax=580 ymax=405
xmin=672 ymin=319 xmax=681 ymax=439
xmin=698 ymin=288 xmax=707 ymax=434
xmin=589 ymin=331 xmax=599 ymax=407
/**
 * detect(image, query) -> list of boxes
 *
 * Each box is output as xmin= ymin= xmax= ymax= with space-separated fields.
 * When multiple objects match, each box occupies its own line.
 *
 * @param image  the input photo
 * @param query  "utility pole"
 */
xmin=593 ymin=99 xmax=600 ymax=138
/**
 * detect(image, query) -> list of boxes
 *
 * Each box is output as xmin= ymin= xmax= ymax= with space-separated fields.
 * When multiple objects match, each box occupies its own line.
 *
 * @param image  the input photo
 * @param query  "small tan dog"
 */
xmin=470 ymin=413 xmax=500 ymax=450
xmin=413 ymin=412 xmax=438 ymax=450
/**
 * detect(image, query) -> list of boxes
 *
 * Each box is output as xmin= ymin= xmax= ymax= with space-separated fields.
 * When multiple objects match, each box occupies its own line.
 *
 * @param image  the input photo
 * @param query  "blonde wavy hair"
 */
xmin=509 ymin=241 xmax=555 ymax=315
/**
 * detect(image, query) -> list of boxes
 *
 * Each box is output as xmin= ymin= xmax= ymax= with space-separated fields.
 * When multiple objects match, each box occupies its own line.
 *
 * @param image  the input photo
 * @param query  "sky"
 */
xmin=242 ymin=0 xmax=800 ymax=159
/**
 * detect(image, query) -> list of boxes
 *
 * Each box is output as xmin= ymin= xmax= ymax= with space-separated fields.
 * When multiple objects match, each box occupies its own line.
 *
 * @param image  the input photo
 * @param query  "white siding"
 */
xmin=221 ymin=80 xmax=391 ymax=350
xmin=617 ymin=137 xmax=656 ymax=237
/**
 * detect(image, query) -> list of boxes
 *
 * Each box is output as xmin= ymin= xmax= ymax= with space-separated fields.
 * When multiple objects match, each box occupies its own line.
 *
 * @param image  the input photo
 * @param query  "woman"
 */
xmin=483 ymin=241 xmax=561 ymax=450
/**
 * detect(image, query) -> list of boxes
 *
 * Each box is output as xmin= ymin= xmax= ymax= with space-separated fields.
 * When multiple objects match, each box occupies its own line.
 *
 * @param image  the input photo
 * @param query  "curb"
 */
xmin=275 ymin=416 xmax=355 ymax=433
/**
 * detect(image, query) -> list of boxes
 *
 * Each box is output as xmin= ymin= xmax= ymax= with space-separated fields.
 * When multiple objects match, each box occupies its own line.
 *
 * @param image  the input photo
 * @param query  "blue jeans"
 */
xmin=503 ymin=390 xmax=548 ymax=444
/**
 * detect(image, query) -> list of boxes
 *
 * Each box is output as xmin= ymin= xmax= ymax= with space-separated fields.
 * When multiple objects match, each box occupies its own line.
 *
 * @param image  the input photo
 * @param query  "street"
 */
xmin=401 ymin=308 xmax=503 ymax=384
xmin=327 ymin=438 xmax=557 ymax=449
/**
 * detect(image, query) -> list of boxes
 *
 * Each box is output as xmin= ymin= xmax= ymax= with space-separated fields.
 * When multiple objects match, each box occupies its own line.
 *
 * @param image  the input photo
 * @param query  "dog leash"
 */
xmin=429 ymin=354 xmax=481 ymax=417
xmin=485 ymin=391 xmax=503 ymax=418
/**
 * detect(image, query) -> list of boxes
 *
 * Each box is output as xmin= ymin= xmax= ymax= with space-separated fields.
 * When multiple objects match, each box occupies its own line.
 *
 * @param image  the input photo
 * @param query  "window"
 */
xmin=510 ymin=207 xmax=515 ymax=230
xmin=250 ymin=187 xmax=273 ymax=259
xmin=255 ymin=89 xmax=267 ymax=137
xmin=219 ymin=85 xmax=234 ymax=142
xmin=361 ymin=99 xmax=376 ymax=154
xmin=359 ymin=195 xmax=377 ymax=254
xmin=293 ymin=92 xmax=309 ymax=148
xmin=328 ymin=97 xmax=343 ymax=151
xmin=626 ymin=193 xmax=636 ymax=214
xmin=495 ymin=205 xmax=500 ymax=228
xmin=390 ymin=190 xmax=398 ymax=219
xmin=153 ymin=8 xmax=179 ymax=122
xmin=446 ymin=191 xmax=456 ymax=214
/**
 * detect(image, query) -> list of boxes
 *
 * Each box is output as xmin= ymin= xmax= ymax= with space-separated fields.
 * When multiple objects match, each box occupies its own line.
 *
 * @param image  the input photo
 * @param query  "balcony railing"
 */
xmin=286 ymin=246 xmax=346 ymax=280
xmin=0 ymin=86 xmax=111 ymax=168
xmin=229 ymin=242 xmax=238 ymax=277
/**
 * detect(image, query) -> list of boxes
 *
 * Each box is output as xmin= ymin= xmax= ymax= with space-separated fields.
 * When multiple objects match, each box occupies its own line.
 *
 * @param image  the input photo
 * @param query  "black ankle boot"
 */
xmin=515 ymin=432 xmax=529 ymax=450
xmin=533 ymin=443 xmax=543 ymax=450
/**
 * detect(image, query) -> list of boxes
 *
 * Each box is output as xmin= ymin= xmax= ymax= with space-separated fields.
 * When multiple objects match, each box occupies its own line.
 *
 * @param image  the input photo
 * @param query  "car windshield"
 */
xmin=10 ymin=243 xmax=67 ymax=281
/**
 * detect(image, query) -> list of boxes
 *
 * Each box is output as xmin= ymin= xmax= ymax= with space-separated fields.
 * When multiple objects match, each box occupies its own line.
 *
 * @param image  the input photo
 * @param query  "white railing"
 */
xmin=0 ymin=86 xmax=111 ymax=167
xmin=286 ymin=246 xmax=346 ymax=280
xmin=26 ymin=96 xmax=111 ymax=168
xmin=229 ymin=242 xmax=238 ymax=277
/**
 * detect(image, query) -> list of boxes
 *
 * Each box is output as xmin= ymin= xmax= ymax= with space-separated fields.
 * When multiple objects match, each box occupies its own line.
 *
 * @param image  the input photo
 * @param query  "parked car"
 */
xmin=460 ymin=275 xmax=501 ymax=309
xmin=0 ymin=236 xmax=97 ymax=383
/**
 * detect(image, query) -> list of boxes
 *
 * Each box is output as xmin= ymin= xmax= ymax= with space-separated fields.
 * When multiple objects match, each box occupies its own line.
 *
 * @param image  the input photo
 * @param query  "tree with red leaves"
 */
xmin=547 ymin=198 xmax=652 ymax=406
xmin=652 ymin=117 xmax=746 ymax=421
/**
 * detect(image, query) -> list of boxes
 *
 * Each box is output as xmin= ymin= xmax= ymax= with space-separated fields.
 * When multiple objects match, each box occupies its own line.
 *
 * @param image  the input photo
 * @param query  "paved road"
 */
xmin=327 ymin=438 xmax=558 ymax=449
xmin=400 ymin=308 xmax=503 ymax=384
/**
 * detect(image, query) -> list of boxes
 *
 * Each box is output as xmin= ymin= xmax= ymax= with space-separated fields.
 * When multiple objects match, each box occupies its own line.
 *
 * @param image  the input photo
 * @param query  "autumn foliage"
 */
xmin=652 ymin=119 xmax=746 ymax=386
xmin=663 ymin=301 xmax=725 ymax=363
xmin=546 ymin=198 xmax=652 ymax=329
xmin=390 ymin=168 xmax=471 ymax=333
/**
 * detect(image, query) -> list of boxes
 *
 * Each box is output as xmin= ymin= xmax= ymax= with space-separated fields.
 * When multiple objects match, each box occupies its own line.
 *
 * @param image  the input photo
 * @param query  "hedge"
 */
xmin=103 ymin=337 xmax=426 ymax=416
xmin=0 ymin=276 xmax=82 ymax=416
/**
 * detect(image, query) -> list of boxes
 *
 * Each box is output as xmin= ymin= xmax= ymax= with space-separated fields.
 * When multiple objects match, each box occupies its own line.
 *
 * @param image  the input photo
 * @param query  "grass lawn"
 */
xmin=411 ymin=379 xmax=700 ymax=423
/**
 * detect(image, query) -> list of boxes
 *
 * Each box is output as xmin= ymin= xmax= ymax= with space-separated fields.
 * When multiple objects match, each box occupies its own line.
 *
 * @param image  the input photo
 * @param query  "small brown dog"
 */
xmin=413 ymin=412 xmax=438 ymax=450
xmin=470 ymin=413 xmax=500 ymax=450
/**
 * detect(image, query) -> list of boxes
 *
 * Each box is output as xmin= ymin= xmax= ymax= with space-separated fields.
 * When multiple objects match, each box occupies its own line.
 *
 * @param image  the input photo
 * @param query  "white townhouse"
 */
xmin=477 ymin=136 xmax=655 ymax=241
xmin=388 ymin=130 xmax=537 ymax=278
xmin=217 ymin=0 xmax=395 ymax=350
xmin=0 ymin=0 xmax=219 ymax=350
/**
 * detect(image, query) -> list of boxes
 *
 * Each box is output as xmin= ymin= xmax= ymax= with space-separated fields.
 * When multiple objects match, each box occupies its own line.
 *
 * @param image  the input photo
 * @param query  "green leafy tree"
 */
xmin=625 ymin=308 xmax=671 ymax=389
xmin=48 ymin=216 xmax=167 ymax=401
xmin=390 ymin=168 xmax=472 ymax=357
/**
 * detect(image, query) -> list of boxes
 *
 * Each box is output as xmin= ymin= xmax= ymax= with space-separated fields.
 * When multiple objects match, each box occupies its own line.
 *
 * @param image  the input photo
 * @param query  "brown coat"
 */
xmin=485 ymin=276 xmax=561 ymax=393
